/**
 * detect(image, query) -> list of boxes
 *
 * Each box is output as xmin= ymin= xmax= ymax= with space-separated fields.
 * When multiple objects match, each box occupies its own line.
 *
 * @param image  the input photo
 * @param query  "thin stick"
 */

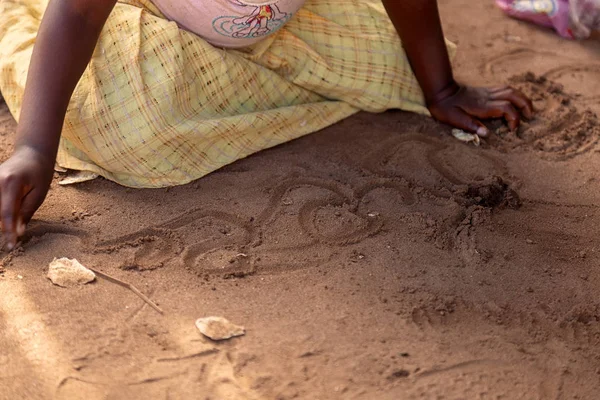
xmin=88 ymin=267 xmax=164 ymax=315
xmin=156 ymin=348 xmax=219 ymax=362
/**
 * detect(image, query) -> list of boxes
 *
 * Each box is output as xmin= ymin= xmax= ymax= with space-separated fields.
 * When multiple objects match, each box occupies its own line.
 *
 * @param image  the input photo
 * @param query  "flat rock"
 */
xmin=452 ymin=129 xmax=481 ymax=146
xmin=47 ymin=258 xmax=96 ymax=288
xmin=195 ymin=317 xmax=245 ymax=341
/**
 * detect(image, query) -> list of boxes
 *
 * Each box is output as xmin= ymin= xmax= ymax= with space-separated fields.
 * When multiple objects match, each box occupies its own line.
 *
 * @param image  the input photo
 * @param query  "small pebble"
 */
xmin=47 ymin=258 xmax=96 ymax=288
xmin=451 ymin=129 xmax=481 ymax=146
xmin=196 ymin=317 xmax=245 ymax=341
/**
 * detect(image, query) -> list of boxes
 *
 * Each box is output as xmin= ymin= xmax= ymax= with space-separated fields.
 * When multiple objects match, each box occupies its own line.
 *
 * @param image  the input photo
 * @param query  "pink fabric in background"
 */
xmin=495 ymin=0 xmax=600 ymax=39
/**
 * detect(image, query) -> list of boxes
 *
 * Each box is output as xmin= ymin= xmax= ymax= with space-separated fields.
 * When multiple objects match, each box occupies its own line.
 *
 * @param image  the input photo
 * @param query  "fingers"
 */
xmin=442 ymin=107 xmax=489 ymax=137
xmin=431 ymin=84 xmax=534 ymax=135
xmin=16 ymin=216 xmax=26 ymax=237
xmin=473 ymin=100 xmax=521 ymax=131
xmin=20 ymin=187 xmax=44 ymax=226
xmin=0 ymin=175 xmax=24 ymax=250
xmin=490 ymin=88 xmax=534 ymax=120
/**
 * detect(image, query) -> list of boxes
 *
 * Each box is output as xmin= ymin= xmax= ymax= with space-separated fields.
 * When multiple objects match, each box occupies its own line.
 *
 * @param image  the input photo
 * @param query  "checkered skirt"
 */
xmin=0 ymin=0 xmax=453 ymax=187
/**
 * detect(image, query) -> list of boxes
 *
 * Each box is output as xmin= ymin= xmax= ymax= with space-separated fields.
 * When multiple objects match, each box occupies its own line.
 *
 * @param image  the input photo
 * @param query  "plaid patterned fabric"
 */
xmin=0 ymin=0 xmax=455 ymax=188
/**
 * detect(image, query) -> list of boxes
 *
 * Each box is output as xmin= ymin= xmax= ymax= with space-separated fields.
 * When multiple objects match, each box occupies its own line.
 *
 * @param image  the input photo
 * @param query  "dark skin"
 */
xmin=0 ymin=0 xmax=533 ymax=249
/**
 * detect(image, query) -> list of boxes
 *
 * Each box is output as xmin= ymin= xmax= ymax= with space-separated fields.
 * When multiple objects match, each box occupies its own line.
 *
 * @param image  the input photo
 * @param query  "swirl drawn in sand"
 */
xmin=478 ymin=49 xmax=600 ymax=159
xmin=8 ymin=133 xmax=517 ymax=277
xmin=543 ymin=64 xmax=600 ymax=104
xmin=503 ymin=73 xmax=600 ymax=159
xmin=479 ymin=48 xmax=572 ymax=78
xmin=92 ymin=177 xmax=400 ymax=277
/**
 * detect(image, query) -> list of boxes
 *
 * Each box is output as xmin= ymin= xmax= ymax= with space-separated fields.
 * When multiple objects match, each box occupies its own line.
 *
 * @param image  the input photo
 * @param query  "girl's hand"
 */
xmin=0 ymin=147 xmax=54 ymax=250
xmin=0 ymin=0 xmax=118 ymax=251
xmin=427 ymin=82 xmax=534 ymax=137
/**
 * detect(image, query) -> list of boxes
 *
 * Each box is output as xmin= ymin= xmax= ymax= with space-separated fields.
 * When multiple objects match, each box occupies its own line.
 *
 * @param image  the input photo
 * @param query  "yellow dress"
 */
xmin=0 ymin=0 xmax=454 ymax=188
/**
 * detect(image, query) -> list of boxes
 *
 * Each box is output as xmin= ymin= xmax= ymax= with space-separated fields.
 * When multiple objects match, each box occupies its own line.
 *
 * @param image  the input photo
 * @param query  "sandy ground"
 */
xmin=2 ymin=1 xmax=600 ymax=399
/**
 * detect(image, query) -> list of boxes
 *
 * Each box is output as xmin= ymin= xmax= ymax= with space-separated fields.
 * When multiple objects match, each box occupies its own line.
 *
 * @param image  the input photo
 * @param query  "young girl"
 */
xmin=0 ymin=0 xmax=533 ymax=249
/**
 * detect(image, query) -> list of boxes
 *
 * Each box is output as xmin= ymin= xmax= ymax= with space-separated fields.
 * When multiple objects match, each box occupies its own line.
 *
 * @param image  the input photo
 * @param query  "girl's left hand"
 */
xmin=427 ymin=83 xmax=534 ymax=137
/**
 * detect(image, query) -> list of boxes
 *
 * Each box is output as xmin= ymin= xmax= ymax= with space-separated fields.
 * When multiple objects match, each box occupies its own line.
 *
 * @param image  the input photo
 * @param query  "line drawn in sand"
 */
xmin=92 ymin=176 xmax=404 ymax=277
xmin=6 ymin=130 xmax=594 ymax=283
xmin=479 ymin=48 xmax=572 ymax=77
xmin=6 ymin=135 xmax=519 ymax=277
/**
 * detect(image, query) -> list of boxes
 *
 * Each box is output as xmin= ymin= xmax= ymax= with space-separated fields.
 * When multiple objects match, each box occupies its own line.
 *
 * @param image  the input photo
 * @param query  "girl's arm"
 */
xmin=0 ymin=0 xmax=117 ymax=249
xmin=382 ymin=0 xmax=533 ymax=135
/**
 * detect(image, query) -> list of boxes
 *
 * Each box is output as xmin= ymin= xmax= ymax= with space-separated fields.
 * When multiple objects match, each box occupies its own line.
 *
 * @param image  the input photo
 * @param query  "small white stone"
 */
xmin=195 ymin=317 xmax=245 ymax=341
xmin=452 ymin=129 xmax=481 ymax=146
xmin=47 ymin=258 xmax=96 ymax=288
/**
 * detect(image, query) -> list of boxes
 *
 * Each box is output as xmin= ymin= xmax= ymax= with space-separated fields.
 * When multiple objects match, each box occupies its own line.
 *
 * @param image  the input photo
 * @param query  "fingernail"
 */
xmin=477 ymin=127 xmax=489 ymax=137
xmin=17 ymin=220 xmax=26 ymax=237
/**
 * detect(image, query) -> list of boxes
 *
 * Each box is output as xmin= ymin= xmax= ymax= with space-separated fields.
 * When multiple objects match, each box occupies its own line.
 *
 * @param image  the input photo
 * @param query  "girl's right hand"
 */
xmin=0 ymin=147 xmax=54 ymax=250
xmin=0 ymin=0 xmax=118 ymax=251
xmin=428 ymin=83 xmax=534 ymax=136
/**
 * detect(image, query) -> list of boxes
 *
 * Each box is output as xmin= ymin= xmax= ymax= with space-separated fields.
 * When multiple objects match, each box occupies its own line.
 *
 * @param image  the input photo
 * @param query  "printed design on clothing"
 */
xmin=213 ymin=0 xmax=292 ymax=39
xmin=511 ymin=0 xmax=558 ymax=16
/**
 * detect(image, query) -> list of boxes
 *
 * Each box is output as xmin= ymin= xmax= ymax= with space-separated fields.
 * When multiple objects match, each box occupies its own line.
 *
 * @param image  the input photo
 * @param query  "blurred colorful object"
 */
xmin=495 ymin=0 xmax=600 ymax=39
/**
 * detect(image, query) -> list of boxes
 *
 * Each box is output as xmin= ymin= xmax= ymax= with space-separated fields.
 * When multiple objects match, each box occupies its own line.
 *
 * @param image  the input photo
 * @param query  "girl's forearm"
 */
xmin=382 ymin=0 xmax=456 ymax=106
xmin=15 ymin=0 xmax=116 ymax=162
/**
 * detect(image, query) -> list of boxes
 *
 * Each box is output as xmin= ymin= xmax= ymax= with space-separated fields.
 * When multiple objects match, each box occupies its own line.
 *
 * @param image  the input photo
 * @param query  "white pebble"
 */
xmin=451 ymin=129 xmax=481 ymax=146
xmin=196 ymin=317 xmax=245 ymax=341
xmin=47 ymin=258 xmax=96 ymax=288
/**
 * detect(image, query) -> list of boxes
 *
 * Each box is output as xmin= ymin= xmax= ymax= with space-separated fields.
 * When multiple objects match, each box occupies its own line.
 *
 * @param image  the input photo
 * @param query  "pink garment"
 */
xmin=151 ymin=0 xmax=306 ymax=48
xmin=495 ymin=0 xmax=600 ymax=39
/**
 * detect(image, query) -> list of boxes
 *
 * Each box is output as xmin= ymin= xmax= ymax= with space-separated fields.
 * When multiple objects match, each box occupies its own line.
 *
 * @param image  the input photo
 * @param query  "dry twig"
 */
xmin=88 ymin=267 xmax=164 ymax=315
